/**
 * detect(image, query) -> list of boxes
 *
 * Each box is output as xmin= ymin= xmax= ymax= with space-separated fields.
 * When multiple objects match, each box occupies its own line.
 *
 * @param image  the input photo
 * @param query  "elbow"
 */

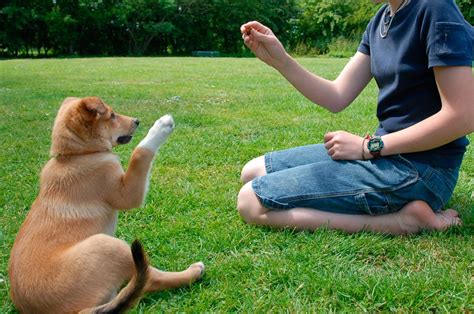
xmin=327 ymin=93 xmax=351 ymax=113
xmin=326 ymin=100 xmax=348 ymax=113
xmin=466 ymin=113 xmax=474 ymax=134
xmin=125 ymin=194 xmax=145 ymax=209
xmin=465 ymin=118 xmax=474 ymax=134
xmin=324 ymin=86 xmax=353 ymax=113
xmin=453 ymin=109 xmax=474 ymax=135
xmin=445 ymin=109 xmax=474 ymax=137
xmin=108 ymin=193 xmax=145 ymax=210
xmin=328 ymin=105 xmax=345 ymax=114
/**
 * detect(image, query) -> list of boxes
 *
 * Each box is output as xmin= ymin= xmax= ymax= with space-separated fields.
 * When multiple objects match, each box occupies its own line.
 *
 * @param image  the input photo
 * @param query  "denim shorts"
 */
xmin=251 ymin=144 xmax=460 ymax=215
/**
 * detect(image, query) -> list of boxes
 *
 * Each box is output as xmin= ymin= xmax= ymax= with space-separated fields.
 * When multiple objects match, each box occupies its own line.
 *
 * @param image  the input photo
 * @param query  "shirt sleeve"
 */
xmin=357 ymin=21 xmax=372 ymax=56
xmin=424 ymin=0 xmax=473 ymax=68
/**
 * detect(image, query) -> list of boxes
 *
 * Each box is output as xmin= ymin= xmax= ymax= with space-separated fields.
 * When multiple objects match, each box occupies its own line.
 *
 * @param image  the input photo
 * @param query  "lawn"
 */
xmin=0 ymin=57 xmax=472 ymax=312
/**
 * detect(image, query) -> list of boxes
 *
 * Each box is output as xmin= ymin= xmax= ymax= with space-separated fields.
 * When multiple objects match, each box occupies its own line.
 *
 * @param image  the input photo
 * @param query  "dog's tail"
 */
xmin=80 ymin=240 xmax=149 ymax=314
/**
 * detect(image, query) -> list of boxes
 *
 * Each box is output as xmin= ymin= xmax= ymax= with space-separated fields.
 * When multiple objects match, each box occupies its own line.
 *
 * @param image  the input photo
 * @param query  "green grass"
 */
xmin=0 ymin=57 xmax=472 ymax=312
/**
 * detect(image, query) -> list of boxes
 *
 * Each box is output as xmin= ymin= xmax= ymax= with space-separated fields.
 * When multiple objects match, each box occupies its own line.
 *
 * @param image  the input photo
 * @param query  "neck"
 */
xmin=387 ymin=0 xmax=404 ymax=15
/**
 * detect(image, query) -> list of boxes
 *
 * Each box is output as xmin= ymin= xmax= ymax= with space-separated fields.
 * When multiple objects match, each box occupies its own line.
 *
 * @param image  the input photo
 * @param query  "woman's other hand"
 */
xmin=324 ymin=131 xmax=370 ymax=160
xmin=240 ymin=21 xmax=290 ymax=70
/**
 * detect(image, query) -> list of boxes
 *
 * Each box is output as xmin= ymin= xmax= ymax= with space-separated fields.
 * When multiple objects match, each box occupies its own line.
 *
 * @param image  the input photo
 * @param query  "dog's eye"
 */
xmin=110 ymin=112 xmax=116 ymax=120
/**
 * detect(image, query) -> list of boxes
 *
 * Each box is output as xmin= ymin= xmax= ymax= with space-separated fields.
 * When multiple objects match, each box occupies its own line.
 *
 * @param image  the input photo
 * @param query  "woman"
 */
xmin=237 ymin=0 xmax=473 ymax=235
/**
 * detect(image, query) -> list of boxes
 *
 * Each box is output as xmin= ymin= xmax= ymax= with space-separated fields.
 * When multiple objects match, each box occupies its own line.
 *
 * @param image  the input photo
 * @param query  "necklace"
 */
xmin=380 ymin=0 xmax=410 ymax=38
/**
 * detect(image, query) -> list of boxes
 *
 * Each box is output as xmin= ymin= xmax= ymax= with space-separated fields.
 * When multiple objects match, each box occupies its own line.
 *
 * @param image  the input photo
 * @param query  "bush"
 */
xmin=326 ymin=37 xmax=360 ymax=58
xmin=291 ymin=42 xmax=324 ymax=57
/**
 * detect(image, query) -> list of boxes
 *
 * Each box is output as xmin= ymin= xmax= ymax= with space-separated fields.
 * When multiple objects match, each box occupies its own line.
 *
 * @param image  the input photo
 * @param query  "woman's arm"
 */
xmin=277 ymin=52 xmax=372 ymax=113
xmin=241 ymin=21 xmax=373 ymax=113
xmin=324 ymin=66 xmax=474 ymax=160
xmin=380 ymin=66 xmax=474 ymax=157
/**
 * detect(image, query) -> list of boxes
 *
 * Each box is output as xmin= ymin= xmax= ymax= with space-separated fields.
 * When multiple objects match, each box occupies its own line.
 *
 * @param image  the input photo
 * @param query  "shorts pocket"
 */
xmin=355 ymin=192 xmax=394 ymax=215
xmin=354 ymin=155 xmax=420 ymax=215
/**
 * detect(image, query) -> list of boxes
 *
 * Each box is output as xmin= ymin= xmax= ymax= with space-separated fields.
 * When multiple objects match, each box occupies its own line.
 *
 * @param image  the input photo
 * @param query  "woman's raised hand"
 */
xmin=241 ymin=21 xmax=290 ymax=70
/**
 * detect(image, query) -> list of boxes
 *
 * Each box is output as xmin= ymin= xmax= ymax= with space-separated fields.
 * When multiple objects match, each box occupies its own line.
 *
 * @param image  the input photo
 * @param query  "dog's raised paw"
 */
xmin=156 ymin=114 xmax=175 ymax=130
xmin=150 ymin=114 xmax=175 ymax=136
xmin=138 ymin=114 xmax=175 ymax=152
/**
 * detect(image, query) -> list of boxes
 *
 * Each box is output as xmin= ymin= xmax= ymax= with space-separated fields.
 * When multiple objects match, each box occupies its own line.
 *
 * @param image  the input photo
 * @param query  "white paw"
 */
xmin=148 ymin=114 xmax=175 ymax=138
xmin=195 ymin=262 xmax=205 ymax=275
xmin=138 ymin=114 xmax=175 ymax=152
xmin=190 ymin=262 xmax=205 ymax=279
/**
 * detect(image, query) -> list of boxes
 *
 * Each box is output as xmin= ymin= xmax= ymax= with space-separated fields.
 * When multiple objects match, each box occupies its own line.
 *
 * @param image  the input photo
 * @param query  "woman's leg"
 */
xmin=241 ymin=144 xmax=335 ymax=184
xmin=238 ymin=145 xmax=462 ymax=235
xmin=237 ymin=182 xmax=461 ymax=235
xmin=241 ymin=156 xmax=266 ymax=184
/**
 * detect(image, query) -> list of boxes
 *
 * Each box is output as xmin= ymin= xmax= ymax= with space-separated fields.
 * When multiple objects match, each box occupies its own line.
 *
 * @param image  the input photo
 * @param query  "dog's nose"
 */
xmin=133 ymin=119 xmax=140 ymax=126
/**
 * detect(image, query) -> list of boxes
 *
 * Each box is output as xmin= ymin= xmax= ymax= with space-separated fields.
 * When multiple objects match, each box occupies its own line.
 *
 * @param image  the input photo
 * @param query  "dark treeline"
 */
xmin=1 ymin=0 xmax=472 ymax=58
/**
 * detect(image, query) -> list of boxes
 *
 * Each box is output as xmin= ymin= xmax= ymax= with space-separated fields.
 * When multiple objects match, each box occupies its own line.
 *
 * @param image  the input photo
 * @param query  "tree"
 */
xmin=290 ymin=0 xmax=380 ymax=54
xmin=456 ymin=0 xmax=473 ymax=24
xmin=113 ymin=0 xmax=175 ymax=55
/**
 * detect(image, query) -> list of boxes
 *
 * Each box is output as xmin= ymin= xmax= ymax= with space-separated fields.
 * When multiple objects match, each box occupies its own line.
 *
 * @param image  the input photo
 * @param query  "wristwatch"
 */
xmin=365 ymin=135 xmax=384 ymax=158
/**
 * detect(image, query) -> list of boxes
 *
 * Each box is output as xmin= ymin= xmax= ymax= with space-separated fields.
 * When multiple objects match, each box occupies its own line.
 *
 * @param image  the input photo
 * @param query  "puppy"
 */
xmin=8 ymin=97 xmax=204 ymax=313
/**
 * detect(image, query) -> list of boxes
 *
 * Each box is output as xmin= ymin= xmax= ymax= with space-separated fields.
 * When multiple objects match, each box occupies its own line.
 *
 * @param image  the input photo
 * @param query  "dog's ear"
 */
xmin=79 ymin=97 xmax=107 ymax=120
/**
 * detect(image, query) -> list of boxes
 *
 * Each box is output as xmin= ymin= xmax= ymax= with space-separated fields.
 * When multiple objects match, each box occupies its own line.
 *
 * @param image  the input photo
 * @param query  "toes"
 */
xmin=443 ymin=209 xmax=459 ymax=218
xmin=434 ymin=211 xmax=462 ymax=231
xmin=453 ymin=217 xmax=462 ymax=226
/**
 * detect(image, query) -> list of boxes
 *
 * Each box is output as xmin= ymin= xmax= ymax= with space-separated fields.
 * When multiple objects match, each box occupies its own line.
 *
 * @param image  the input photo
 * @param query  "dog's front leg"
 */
xmin=108 ymin=115 xmax=175 ymax=209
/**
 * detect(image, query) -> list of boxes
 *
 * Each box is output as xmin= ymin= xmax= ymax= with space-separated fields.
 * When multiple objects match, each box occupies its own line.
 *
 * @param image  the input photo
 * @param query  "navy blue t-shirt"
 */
xmin=358 ymin=0 xmax=473 ymax=168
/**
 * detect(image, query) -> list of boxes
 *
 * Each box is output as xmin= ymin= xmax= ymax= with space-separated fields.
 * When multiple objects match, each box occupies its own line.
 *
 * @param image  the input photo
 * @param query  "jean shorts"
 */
xmin=251 ymin=144 xmax=460 ymax=215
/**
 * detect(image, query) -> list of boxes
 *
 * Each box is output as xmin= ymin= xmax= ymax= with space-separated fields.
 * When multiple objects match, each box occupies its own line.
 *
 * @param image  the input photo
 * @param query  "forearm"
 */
xmin=275 ymin=52 xmax=372 ymax=113
xmin=112 ymin=148 xmax=154 ymax=209
xmin=276 ymin=56 xmax=344 ymax=112
xmin=380 ymin=109 xmax=473 ymax=157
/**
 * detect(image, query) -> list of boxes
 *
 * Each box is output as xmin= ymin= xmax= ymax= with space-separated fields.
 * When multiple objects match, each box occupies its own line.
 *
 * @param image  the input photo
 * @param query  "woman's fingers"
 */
xmin=241 ymin=21 xmax=271 ymax=36
xmin=249 ymin=29 xmax=273 ymax=43
xmin=324 ymin=132 xmax=335 ymax=143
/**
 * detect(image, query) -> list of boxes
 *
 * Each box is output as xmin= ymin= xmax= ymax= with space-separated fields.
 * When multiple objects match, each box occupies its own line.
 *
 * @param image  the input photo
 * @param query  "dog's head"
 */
xmin=50 ymin=97 xmax=139 ymax=156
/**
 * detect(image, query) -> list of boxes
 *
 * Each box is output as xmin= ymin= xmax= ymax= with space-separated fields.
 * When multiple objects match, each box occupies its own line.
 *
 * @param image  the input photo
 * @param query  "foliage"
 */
xmin=113 ymin=0 xmax=176 ymax=55
xmin=0 ymin=0 xmax=472 ymax=57
xmin=456 ymin=0 xmax=474 ymax=23
xmin=159 ymin=0 xmax=297 ymax=55
xmin=289 ymin=0 xmax=380 ymax=54
xmin=326 ymin=37 xmax=360 ymax=58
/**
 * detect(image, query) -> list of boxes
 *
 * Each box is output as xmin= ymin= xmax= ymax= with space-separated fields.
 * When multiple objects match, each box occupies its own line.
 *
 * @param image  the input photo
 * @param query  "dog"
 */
xmin=8 ymin=97 xmax=205 ymax=313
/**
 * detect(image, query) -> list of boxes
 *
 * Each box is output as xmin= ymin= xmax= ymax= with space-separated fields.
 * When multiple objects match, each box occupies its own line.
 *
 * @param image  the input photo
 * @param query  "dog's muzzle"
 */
xmin=117 ymin=135 xmax=133 ymax=144
xmin=117 ymin=119 xmax=139 ymax=145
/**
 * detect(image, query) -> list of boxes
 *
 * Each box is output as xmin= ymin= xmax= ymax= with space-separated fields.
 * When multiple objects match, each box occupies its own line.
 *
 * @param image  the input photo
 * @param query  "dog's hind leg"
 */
xmin=79 ymin=240 xmax=150 ymax=314
xmin=145 ymin=262 xmax=205 ymax=292
xmin=57 ymin=234 xmax=136 ymax=311
xmin=61 ymin=234 xmax=204 ymax=311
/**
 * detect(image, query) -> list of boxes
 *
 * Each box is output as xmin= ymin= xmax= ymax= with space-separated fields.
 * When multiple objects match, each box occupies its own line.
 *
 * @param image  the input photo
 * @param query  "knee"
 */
xmin=81 ymin=234 xmax=132 ymax=263
xmin=240 ymin=162 xmax=255 ymax=184
xmin=240 ymin=156 xmax=265 ymax=184
xmin=236 ymin=183 xmax=263 ymax=224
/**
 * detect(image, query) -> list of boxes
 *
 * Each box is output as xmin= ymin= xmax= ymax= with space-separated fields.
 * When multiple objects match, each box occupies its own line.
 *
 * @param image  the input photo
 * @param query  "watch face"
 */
xmin=368 ymin=137 xmax=384 ymax=152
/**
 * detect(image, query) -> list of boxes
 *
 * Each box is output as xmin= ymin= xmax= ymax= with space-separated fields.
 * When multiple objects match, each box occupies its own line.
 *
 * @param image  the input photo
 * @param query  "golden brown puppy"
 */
xmin=9 ymin=97 xmax=204 ymax=313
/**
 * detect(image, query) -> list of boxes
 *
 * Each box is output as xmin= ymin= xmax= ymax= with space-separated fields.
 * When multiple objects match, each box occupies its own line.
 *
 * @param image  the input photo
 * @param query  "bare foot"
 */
xmin=398 ymin=201 xmax=462 ymax=234
xmin=434 ymin=209 xmax=462 ymax=230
